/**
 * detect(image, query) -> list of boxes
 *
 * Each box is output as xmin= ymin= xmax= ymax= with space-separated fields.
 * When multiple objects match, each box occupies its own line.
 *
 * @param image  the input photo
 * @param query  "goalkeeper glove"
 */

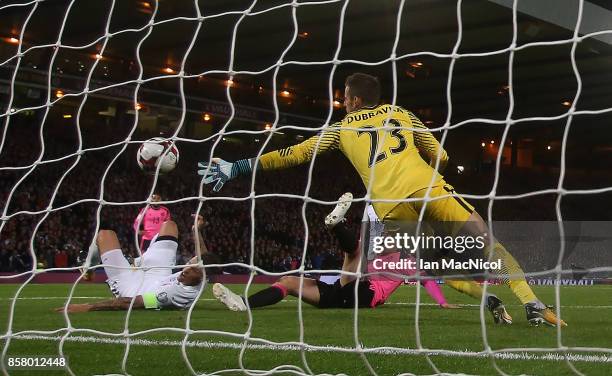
xmin=197 ymin=158 xmax=252 ymax=192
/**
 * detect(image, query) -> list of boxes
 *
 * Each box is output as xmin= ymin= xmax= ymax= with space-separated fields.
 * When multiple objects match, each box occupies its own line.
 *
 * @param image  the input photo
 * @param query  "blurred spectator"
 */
xmin=0 ymin=120 xmax=610 ymax=276
xmin=54 ymin=250 xmax=68 ymax=269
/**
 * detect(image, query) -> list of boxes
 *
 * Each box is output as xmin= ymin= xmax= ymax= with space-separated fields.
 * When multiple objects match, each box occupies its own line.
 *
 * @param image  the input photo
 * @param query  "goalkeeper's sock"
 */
xmin=331 ymin=222 xmax=359 ymax=254
xmin=246 ymin=283 xmax=287 ymax=308
xmin=489 ymin=241 xmax=538 ymax=305
xmin=446 ymin=279 xmax=484 ymax=300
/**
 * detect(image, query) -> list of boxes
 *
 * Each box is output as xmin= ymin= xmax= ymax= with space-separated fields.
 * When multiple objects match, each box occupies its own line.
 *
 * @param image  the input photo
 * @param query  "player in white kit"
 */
xmin=56 ymin=219 xmax=204 ymax=312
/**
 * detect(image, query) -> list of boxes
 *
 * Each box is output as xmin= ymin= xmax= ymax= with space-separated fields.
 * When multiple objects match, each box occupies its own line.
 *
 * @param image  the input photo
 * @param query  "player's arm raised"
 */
xmin=408 ymin=112 xmax=449 ymax=172
xmin=198 ymin=123 xmax=341 ymax=191
xmin=55 ymin=296 xmax=146 ymax=313
xmin=188 ymin=213 xmax=208 ymax=264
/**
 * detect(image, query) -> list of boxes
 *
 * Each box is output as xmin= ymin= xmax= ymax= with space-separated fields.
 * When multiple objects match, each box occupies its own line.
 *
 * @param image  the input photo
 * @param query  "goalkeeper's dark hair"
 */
xmin=345 ymin=73 xmax=381 ymax=106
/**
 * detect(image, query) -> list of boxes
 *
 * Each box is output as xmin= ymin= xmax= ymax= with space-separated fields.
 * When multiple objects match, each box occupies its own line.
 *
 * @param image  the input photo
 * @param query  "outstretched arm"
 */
xmin=55 ymin=296 xmax=145 ymax=313
xmin=257 ymin=123 xmax=341 ymax=170
xmin=189 ymin=214 xmax=208 ymax=264
xmin=198 ymin=123 xmax=341 ymax=191
xmin=408 ymin=112 xmax=449 ymax=172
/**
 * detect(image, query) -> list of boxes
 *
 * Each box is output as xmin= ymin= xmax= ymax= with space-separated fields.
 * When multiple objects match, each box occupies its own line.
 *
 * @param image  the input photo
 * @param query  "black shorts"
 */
xmin=142 ymin=235 xmax=178 ymax=253
xmin=316 ymin=279 xmax=375 ymax=309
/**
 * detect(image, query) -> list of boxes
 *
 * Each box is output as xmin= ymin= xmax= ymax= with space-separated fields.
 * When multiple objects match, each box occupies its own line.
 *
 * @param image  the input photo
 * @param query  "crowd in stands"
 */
xmin=1 ymin=120 xmax=611 ymax=275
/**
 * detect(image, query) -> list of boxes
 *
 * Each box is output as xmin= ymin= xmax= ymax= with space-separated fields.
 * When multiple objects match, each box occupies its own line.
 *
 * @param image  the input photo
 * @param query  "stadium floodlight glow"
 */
xmin=94 ymin=53 xmax=103 ymax=60
xmin=5 ymin=37 xmax=19 ymax=44
xmin=280 ymin=90 xmax=291 ymax=98
xmin=481 ymin=142 xmax=486 ymax=147
xmin=202 ymin=113 xmax=211 ymax=122
xmin=55 ymin=90 xmax=64 ymax=98
xmin=547 ymin=145 xmax=552 ymax=150
xmin=490 ymin=140 xmax=495 ymax=144
xmin=163 ymin=67 xmax=175 ymax=74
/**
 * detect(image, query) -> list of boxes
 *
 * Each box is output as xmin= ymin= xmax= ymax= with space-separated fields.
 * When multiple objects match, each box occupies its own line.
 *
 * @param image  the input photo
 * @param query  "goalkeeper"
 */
xmin=56 ymin=217 xmax=206 ymax=313
xmin=199 ymin=72 xmax=565 ymax=327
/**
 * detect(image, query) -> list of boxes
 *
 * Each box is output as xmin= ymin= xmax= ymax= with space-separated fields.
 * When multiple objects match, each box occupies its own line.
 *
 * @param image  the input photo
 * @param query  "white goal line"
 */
xmin=10 ymin=334 xmax=612 ymax=364
xmin=5 ymin=296 xmax=612 ymax=310
xmin=4 ymin=296 xmax=612 ymax=309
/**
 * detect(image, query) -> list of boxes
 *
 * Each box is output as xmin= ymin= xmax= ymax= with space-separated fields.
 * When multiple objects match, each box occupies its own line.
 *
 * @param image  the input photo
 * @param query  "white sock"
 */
xmin=88 ymin=243 xmax=100 ymax=265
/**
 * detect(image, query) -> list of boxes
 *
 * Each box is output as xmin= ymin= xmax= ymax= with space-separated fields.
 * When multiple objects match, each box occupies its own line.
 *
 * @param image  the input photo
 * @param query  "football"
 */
xmin=136 ymin=137 xmax=179 ymax=174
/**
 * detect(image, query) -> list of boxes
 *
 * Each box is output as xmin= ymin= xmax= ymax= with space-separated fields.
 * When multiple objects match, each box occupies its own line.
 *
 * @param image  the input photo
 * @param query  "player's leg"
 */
xmin=98 ymin=229 xmax=122 ymax=256
xmin=96 ymin=230 xmax=133 ymax=297
xmin=140 ymin=220 xmax=179 ymax=277
xmin=324 ymin=192 xmax=363 ymax=286
xmin=457 ymin=210 xmax=564 ymax=326
xmin=420 ymin=278 xmax=459 ymax=309
xmin=445 ymin=279 xmax=484 ymax=299
xmin=325 ymin=192 xmax=358 ymax=254
xmin=445 ymin=278 xmax=512 ymax=324
xmin=213 ymin=276 xmax=322 ymax=311
xmin=419 ymin=184 xmax=566 ymax=327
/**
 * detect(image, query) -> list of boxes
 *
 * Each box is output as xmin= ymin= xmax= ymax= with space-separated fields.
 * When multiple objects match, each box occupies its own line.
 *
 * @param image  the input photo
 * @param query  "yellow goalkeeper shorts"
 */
xmin=383 ymin=183 xmax=474 ymax=235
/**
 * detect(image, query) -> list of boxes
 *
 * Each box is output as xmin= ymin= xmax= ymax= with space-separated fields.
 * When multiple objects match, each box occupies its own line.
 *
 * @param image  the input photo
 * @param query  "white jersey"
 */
xmin=102 ymin=238 xmax=201 ymax=310
xmin=149 ymin=272 xmax=201 ymax=309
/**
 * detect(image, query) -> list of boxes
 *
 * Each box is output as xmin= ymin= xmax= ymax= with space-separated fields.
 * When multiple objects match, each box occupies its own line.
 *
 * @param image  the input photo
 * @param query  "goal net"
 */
xmin=1 ymin=0 xmax=611 ymax=375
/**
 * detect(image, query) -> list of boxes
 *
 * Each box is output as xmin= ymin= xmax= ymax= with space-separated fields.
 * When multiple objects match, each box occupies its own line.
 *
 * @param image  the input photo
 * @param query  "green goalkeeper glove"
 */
xmin=197 ymin=158 xmax=252 ymax=192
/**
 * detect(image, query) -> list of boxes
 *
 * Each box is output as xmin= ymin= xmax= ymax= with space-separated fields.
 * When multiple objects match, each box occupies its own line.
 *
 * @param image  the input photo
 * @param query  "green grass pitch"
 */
xmin=1 ymin=283 xmax=610 ymax=375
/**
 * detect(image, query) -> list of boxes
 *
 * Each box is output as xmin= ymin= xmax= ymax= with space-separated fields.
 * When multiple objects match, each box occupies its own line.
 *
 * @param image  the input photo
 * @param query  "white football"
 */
xmin=136 ymin=137 xmax=179 ymax=174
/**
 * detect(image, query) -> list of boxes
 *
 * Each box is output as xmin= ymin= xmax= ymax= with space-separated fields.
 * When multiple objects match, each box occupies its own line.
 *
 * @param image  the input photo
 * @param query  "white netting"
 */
xmin=1 ymin=0 xmax=612 ymax=375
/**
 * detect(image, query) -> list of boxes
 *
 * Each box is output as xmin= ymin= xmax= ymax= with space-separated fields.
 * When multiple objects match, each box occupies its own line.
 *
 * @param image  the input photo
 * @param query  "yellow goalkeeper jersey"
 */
xmin=258 ymin=104 xmax=448 ymax=218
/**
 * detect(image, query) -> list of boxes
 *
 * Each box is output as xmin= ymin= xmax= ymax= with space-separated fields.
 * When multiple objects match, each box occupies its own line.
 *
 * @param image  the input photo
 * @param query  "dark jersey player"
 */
xmin=213 ymin=193 xmax=460 ymax=312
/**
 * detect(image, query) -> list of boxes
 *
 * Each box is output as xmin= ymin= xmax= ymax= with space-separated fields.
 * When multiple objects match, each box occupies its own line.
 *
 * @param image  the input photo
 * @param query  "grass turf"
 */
xmin=0 ymin=283 xmax=610 ymax=375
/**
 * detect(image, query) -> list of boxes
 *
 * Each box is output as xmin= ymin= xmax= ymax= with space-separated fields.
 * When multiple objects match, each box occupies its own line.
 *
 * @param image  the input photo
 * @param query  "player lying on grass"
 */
xmin=56 ymin=217 xmax=205 ymax=313
xmin=330 ymin=193 xmax=512 ymax=324
xmin=199 ymin=72 xmax=565 ymax=327
xmin=215 ymin=194 xmax=471 ymax=313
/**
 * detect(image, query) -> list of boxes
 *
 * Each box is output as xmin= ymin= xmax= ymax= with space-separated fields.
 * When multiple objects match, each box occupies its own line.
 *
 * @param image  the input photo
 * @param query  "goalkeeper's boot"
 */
xmin=213 ymin=283 xmax=247 ymax=312
xmin=487 ymin=295 xmax=512 ymax=324
xmin=525 ymin=302 xmax=567 ymax=327
xmin=325 ymin=192 xmax=353 ymax=229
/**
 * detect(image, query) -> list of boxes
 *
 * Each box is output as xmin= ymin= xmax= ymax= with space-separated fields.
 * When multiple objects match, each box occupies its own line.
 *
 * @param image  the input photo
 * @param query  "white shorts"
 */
xmin=102 ymin=237 xmax=178 ymax=298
